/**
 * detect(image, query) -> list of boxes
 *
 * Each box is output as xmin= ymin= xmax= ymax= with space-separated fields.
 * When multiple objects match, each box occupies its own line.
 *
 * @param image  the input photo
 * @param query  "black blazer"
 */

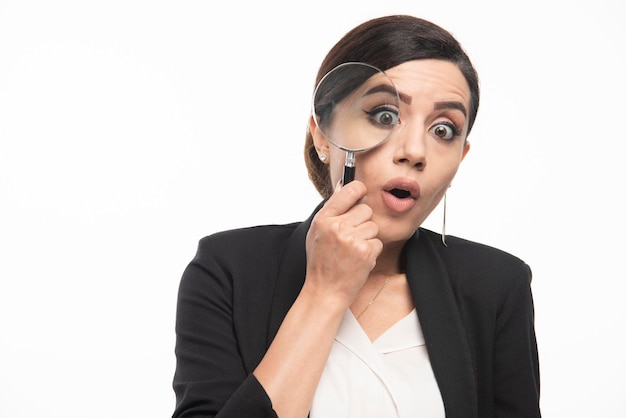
xmin=172 ymin=207 xmax=540 ymax=417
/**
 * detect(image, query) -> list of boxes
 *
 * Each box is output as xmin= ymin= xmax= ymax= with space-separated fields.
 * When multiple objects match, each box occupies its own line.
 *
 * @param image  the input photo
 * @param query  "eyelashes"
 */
xmin=364 ymin=105 xmax=465 ymax=142
xmin=430 ymin=122 xmax=463 ymax=141
xmin=364 ymin=106 xmax=400 ymax=129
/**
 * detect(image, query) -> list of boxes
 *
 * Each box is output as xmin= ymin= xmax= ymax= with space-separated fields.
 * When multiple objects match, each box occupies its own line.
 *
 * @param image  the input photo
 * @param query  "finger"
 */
xmin=350 ymin=233 xmax=383 ymax=269
xmin=341 ymin=202 xmax=374 ymax=227
xmin=322 ymin=181 xmax=367 ymax=217
xmin=352 ymin=219 xmax=379 ymax=241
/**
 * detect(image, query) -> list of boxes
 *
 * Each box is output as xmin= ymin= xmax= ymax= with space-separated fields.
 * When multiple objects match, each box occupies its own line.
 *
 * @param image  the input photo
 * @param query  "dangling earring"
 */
xmin=442 ymin=192 xmax=448 ymax=247
xmin=442 ymin=185 xmax=451 ymax=247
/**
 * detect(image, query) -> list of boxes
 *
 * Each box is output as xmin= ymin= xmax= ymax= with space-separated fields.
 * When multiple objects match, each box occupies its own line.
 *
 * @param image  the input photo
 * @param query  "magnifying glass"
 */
xmin=312 ymin=62 xmax=400 ymax=185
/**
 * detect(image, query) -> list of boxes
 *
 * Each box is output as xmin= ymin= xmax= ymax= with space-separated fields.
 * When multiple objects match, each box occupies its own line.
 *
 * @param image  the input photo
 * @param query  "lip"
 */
xmin=381 ymin=177 xmax=420 ymax=213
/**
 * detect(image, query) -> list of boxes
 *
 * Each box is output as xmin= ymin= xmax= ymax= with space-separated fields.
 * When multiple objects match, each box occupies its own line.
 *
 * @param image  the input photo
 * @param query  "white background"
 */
xmin=1 ymin=0 xmax=625 ymax=416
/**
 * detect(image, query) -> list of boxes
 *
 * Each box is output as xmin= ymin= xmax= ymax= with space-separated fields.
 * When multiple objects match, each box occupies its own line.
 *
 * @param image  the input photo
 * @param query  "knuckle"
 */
xmin=345 ymin=181 xmax=366 ymax=198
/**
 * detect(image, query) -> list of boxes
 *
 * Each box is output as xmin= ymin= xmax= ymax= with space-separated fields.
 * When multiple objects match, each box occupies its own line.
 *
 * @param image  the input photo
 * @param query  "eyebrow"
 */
xmin=434 ymin=101 xmax=467 ymax=116
xmin=364 ymin=84 xmax=413 ymax=105
xmin=363 ymin=86 xmax=467 ymax=116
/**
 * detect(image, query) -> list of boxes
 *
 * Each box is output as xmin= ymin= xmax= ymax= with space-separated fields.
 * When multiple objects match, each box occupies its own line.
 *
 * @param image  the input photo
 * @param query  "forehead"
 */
xmin=384 ymin=59 xmax=471 ymax=107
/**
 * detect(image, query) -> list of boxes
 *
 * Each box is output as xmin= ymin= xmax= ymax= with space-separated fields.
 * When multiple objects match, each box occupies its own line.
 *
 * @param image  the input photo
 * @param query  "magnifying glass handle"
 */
xmin=343 ymin=165 xmax=355 ymax=185
xmin=342 ymin=151 xmax=356 ymax=185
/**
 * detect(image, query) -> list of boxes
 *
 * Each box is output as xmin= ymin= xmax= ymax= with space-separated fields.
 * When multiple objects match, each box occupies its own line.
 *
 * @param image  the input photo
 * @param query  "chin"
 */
xmin=375 ymin=223 xmax=419 ymax=246
xmin=375 ymin=206 xmax=424 ymax=231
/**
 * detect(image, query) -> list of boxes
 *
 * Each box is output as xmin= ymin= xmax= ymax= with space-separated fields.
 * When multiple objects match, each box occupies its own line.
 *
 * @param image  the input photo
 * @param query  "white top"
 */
xmin=310 ymin=309 xmax=445 ymax=418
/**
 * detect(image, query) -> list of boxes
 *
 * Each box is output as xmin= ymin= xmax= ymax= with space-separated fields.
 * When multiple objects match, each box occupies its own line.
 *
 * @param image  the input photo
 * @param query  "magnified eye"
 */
xmin=431 ymin=123 xmax=459 ymax=141
xmin=366 ymin=107 xmax=399 ymax=128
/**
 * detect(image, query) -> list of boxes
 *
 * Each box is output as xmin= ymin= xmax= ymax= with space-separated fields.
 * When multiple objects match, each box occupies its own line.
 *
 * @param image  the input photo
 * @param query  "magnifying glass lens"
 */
xmin=312 ymin=62 xmax=400 ymax=184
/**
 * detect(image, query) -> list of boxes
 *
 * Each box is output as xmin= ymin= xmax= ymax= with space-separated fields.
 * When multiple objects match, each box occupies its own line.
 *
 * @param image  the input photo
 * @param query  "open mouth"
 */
xmin=389 ymin=188 xmax=411 ymax=199
xmin=382 ymin=177 xmax=420 ymax=213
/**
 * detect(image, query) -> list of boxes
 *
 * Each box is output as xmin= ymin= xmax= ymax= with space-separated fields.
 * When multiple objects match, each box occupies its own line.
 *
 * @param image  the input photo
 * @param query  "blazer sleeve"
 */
xmin=493 ymin=263 xmax=541 ymax=417
xmin=172 ymin=238 xmax=278 ymax=418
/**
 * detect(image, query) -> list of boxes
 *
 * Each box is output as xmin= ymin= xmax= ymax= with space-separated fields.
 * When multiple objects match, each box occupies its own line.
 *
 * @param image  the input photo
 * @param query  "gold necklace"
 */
xmin=356 ymin=275 xmax=391 ymax=319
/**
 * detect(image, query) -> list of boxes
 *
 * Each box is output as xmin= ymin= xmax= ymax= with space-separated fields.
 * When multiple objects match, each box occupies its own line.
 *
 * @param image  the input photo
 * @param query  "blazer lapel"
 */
xmin=266 ymin=206 xmax=319 ymax=345
xmin=405 ymin=230 xmax=478 ymax=418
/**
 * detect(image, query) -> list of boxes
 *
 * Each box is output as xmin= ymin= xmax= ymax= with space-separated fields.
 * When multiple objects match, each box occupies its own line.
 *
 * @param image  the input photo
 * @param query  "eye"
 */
xmin=365 ymin=107 xmax=399 ymax=128
xmin=431 ymin=122 xmax=460 ymax=141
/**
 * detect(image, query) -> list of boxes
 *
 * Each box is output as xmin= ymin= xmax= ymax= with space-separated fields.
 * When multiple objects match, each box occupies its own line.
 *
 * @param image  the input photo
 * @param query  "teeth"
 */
xmin=390 ymin=188 xmax=410 ymax=198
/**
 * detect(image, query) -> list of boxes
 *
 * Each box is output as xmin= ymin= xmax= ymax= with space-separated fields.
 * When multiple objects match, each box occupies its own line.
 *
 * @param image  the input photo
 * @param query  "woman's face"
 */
xmin=312 ymin=59 xmax=472 ymax=245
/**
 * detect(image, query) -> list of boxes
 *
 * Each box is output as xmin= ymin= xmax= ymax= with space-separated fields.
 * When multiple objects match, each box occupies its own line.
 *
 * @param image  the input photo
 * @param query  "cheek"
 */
xmin=438 ymin=165 xmax=462 ymax=191
xmin=426 ymin=156 xmax=464 ymax=196
xmin=445 ymin=162 xmax=462 ymax=182
xmin=439 ymin=147 xmax=466 ymax=181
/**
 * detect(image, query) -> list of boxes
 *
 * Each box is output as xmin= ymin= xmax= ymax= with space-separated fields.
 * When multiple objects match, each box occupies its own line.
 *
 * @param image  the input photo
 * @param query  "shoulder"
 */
xmin=198 ymin=222 xmax=301 ymax=251
xmin=436 ymin=231 xmax=528 ymax=274
xmin=193 ymin=222 xmax=301 ymax=266
xmin=420 ymin=228 xmax=529 ymax=267
xmin=419 ymin=228 xmax=532 ymax=304
xmin=178 ymin=222 xmax=303 ymax=300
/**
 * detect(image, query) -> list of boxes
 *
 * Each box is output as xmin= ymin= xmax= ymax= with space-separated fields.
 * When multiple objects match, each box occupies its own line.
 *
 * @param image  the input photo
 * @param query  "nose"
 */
xmin=392 ymin=122 xmax=426 ymax=170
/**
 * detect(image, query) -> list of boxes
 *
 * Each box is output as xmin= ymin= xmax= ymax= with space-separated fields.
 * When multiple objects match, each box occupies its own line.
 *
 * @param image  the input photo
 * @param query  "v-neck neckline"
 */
xmin=338 ymin=308 xmax=422 ymax=353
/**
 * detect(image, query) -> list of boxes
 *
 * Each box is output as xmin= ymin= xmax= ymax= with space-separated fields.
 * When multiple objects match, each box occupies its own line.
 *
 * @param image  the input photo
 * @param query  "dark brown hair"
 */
xmin=305 ymin=15 xmax=480 ymax=199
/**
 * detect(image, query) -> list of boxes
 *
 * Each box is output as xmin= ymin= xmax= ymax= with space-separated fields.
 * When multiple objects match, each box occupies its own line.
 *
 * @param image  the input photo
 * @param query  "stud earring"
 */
xmin=318 ymin=153 xmax=327 ymax=162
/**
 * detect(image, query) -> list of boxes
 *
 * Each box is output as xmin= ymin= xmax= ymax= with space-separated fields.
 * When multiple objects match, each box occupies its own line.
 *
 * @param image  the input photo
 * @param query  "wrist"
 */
xmin=298 ymin=280 xmax=351 ymax=319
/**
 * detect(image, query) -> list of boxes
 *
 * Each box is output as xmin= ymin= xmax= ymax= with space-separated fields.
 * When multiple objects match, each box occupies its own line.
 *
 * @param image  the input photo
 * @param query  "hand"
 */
xmin=304 ymin=181 xmax=383 ymax=307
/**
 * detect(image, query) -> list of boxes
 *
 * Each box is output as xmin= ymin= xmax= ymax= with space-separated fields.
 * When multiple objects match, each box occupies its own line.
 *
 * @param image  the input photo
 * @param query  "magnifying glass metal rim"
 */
xmin=311 ymin=61 xmax=400 ymax=183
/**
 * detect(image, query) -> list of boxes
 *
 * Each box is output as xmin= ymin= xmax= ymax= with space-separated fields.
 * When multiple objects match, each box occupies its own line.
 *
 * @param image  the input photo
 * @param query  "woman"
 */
xmin=172 ymin=15 xmax=541 ymax=418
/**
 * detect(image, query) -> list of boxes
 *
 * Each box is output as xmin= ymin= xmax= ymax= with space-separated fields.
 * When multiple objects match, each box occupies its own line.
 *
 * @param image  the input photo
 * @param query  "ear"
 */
xmin=461 ymin=141 xmax=471 ymax=161
xmin=309 ymin=116 xmax=330 ymax=157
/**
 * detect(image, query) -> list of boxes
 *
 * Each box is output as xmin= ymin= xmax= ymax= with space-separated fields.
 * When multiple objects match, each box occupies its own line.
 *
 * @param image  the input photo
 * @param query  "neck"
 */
xmin=371 ymin=239 xmax=406 ymax=276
